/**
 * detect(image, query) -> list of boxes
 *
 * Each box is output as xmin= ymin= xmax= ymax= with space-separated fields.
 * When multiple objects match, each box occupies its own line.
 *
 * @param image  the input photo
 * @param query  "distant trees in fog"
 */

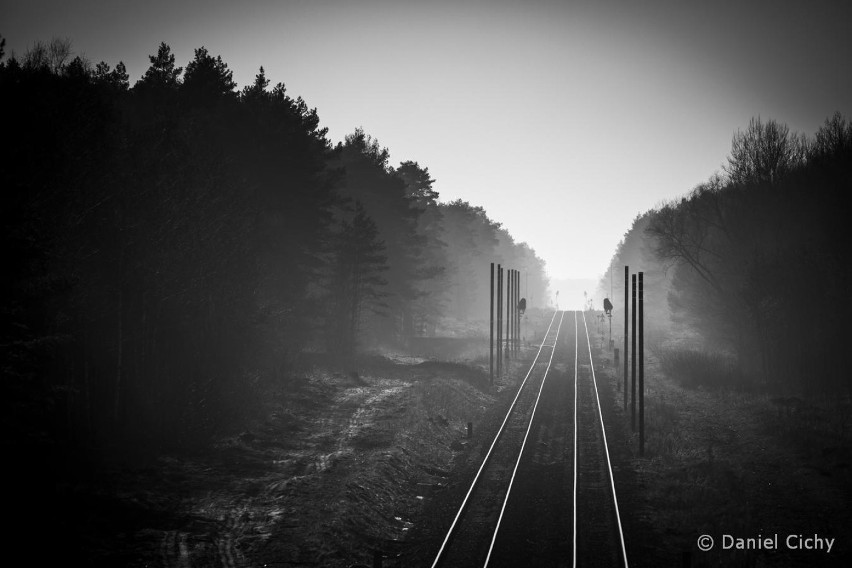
xmin=325 ymin=202 xmax=389 ymax=356
xmin=0 ymin=38 xmax=549 ymax=456
xmin=602 ymin=114 xmax=852 ymax=394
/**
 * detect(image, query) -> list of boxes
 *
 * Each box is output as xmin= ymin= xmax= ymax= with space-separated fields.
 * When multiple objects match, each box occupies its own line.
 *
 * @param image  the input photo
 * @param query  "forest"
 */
xmin=600 ymin=112 xmax=852 ymax=395
xmin=0 ymin=37 xmax=550 ymax=463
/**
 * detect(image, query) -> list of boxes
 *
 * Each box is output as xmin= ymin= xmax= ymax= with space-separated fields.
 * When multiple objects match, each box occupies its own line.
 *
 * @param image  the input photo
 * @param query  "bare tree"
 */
xmin=23 ymin=37 xmax=73 ymax=73
xmin=648 ymin=186 xmax=726 ymax=295
xmin=810 ymin=111 xmax=852 ymax=160
xmin=724 ymin=116 xmax=807 ymax=185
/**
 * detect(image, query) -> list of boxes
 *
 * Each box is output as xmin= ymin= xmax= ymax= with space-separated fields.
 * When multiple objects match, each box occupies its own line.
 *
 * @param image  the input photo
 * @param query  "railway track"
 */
xmin=574 ymin=310 xmax=629 ymax=568
xmin=430 ymin=311 xmax=628 ymax=568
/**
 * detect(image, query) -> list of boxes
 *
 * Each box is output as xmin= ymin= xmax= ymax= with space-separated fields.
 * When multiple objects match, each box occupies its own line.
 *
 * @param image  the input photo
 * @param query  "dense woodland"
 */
xmin=600 ymin=113 xmax=852 ymax=394
xmin=0 ymin=38 xmax=549 ymax=460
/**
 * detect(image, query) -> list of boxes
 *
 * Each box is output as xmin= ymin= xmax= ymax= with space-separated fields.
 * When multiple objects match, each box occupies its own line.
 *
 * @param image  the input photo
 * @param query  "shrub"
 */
xmin=657 ymin=348 xmax=747 ymax=390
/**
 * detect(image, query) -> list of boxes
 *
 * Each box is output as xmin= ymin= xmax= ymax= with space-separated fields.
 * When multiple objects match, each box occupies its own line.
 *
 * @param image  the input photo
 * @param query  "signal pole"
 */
xmin=506 ymin=269 xmax=512 ymax=359
xmin=639 ymin=272 xmax=645 ymax=455
xmin=497 ymin=265 xmax=502 ymax=377
xmin=631 ymin=273 xmax=637 ymax=431
xmin=514 ymin=270 xmax=519 ymax=355
xmin=490 ymin=262 xmax=494 ymax=384
xmin=624 ymin=266 xmax=628 ymax=411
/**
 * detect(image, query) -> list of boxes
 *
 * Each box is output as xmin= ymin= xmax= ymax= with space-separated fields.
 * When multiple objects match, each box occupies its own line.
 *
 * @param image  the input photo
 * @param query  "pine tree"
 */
xmin=182 ymin=46 xmax=236 ymax=104
xmin=241 ymin=66 xmax=270 ymax=103
xmin=327 ymin=202 xmax=389 ymax=356
xmin=135 ymin=42 xmax=182 ymax=90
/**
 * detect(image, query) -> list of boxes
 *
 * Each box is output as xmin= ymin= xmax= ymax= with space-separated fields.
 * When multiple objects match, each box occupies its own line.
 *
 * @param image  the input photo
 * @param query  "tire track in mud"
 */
xmin=153 ymin=367 xmax=460 ymax=567
xmin=160 ymin=530 xmax=190 ymax=568
xmin=158 ymin=503 xmax=249 ymax=568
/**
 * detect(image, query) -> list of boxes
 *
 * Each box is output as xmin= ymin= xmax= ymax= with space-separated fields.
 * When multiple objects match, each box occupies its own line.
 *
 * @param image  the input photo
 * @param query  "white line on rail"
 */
xmin=572 ymin=310 xmax=579 ymax=568
xmin=430 ymin=309 xmax=561 ymax=568
xmin=580 ymin=310 xmax=629 ymax=568
xmin=483 ymin=310 xmax=566 ymax=566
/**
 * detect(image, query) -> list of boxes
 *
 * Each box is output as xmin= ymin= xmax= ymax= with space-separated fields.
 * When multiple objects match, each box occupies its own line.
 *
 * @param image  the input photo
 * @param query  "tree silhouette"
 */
xmin=22 ymin=37 xmax=72 ymax=73
xmin=241 ymin=66 xmax=270 ymax=103
xmin=182 ymin=46 xmax=236 ymax=104
xmin=337 ymin=129 xmax=424 ymax=341
xmin=724 ymin=116 xmax=807 ymax=185
xmin=135 ymin=41 xmax=182 ymax=90
xmin=94 ymin=60 xmax=129 ymax=90
xmin=327 ymin=202 xmax=389 ymax=356
xmin=810 ymin=112 xmax=852 ymax=162
xmin=0 ymin=36 xmax=553 ymax=475
xmin=645 ymin=114 xmax=852 ymax=391
xmin=397 ymin=161 xmax=447 ymax=334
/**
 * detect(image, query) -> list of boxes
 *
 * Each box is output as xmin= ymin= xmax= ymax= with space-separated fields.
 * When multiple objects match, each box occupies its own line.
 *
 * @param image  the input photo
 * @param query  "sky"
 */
xmin=3 ymin=0 xmax=851 ymax=284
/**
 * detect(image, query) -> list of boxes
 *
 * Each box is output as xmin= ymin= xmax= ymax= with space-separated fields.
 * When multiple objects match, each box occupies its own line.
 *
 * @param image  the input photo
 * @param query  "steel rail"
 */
xmin=430 ymin=309 xmax=561 ymax=568
xmin=572 ymin=309 xmax=579 ymax=567
xmin=482 ymin=310 xmax=566 ymax=566
xmin=580 ymin=310 xmax=630 ymax=568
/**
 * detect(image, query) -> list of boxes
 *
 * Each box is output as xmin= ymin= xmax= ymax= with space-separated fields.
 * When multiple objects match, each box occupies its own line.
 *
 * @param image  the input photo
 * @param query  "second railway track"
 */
xmin=430 ymin=310 xmax=628 ymax=568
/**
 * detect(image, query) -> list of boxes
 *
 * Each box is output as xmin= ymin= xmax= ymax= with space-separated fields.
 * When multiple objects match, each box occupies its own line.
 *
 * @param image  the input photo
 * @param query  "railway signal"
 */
xmin=492 ymin=264 xmax=523 ymax=374
xmin=603 ymin=297 xmax=613 ymax=350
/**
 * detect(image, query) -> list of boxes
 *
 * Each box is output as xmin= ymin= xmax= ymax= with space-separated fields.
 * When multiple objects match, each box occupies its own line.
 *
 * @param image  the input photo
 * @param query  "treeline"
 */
xmin=0 ymin=38 xmax=549 ymax=454
xmin=600 ymin=113 xmax=852 ymax=394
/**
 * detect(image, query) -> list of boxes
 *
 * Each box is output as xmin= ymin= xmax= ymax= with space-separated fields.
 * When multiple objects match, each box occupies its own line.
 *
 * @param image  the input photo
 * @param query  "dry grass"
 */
xmin=598 ymin=349 xmax=852 ymax=567
xmin=655 ymin=347 xmax=746 ymax=390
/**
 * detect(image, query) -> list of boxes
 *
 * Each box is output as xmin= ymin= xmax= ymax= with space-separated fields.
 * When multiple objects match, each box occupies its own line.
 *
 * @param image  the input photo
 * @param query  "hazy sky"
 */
xmin=3 ymin=0 xmax=851 ymax=281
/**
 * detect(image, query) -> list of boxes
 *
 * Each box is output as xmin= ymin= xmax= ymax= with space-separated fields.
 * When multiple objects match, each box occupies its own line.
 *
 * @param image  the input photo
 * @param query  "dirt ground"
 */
xmin=59 ymin=311 xmax=552 ymax=567
xmin=64 ymin=357 xmax=488 ymax=567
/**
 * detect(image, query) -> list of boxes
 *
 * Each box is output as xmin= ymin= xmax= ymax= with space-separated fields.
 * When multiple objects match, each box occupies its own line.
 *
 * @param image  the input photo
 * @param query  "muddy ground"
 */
xmin=45 ymin=311 xmax=851 ymax=567
xmin=48 ymin=311 xmax=551 ymax=567
xmin=61 ymin=356 xmax=503 ymax=567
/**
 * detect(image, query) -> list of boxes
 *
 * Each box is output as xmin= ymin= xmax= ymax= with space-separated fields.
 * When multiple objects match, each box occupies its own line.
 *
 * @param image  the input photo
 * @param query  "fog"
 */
xmin=3 ymin=32 xmax=851 ymax=567
xmin=596 ymin=115 xmax=852 ymax=395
